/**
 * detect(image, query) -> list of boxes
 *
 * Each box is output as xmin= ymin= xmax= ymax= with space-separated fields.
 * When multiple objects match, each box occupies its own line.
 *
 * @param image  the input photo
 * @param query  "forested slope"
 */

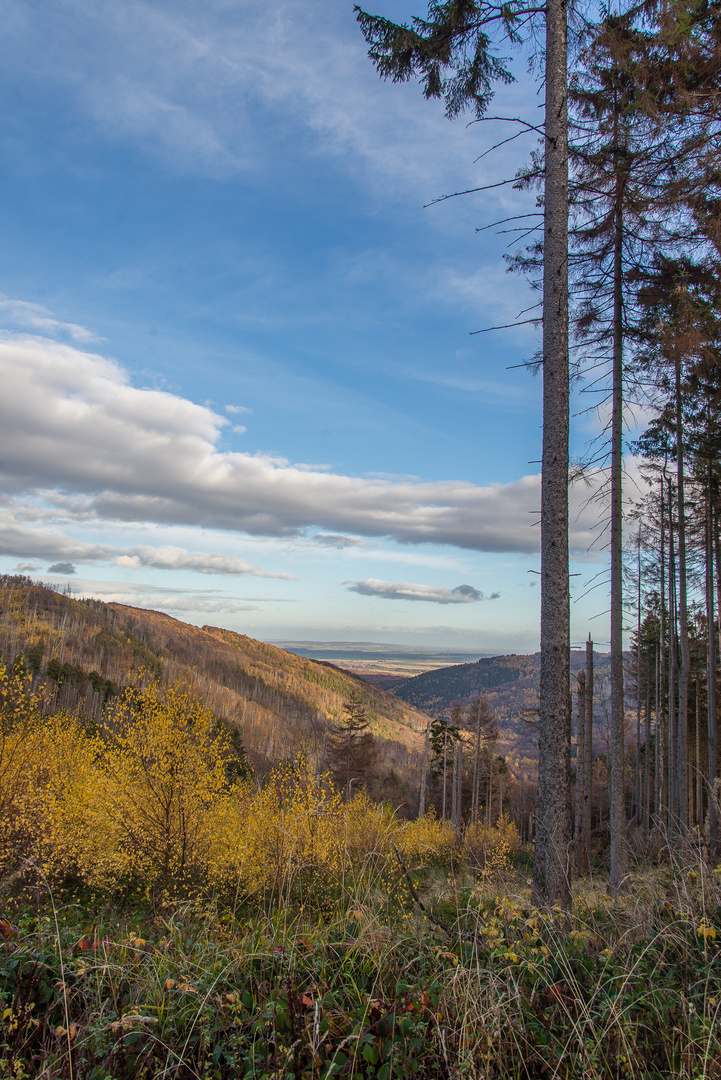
xmin=0 ymin=576 xmax=426 ymax=792
xmin=390 ymin=651 xmax=612 ymax=769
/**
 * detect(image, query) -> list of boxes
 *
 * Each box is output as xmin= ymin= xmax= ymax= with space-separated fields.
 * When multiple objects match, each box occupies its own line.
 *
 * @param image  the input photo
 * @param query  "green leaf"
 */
xmin=363 ymin=1043 xmax=379 ymax=1064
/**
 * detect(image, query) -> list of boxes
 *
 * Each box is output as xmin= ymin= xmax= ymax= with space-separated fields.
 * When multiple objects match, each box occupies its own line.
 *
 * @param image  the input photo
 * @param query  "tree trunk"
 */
xmin=658 ymin=479 xmax=666 ymax=825
xmin=451 ymin=740 xmax=459 ymax=832
xmin=472 ymin=713 xmax=482 ymax=824
xmin=707 ymin=490 xmax=718 ymax=858
xmin=532 ymin=0 xmax=572 ymax=911
xmin=609 ymin=151 xmax=628 ymax=893
xmin=584 ymin=637 xmax=593 ymax=860
xmin=575 ymin=670 xmax=587 ymax=874
xmin=442 ymin=728 xmax=448 ymax=823
xmin=644 ymin=654 xmax=651 ymax=831
xmin=418 ymin=720 xmax=430 ymax=818
xmin=675 ymin=358 xmax=691 ymax=836
xmin=668 ymin=476 xmax=678 ymax=832
xmin=635 ymin=533 xmax=642 ymax=823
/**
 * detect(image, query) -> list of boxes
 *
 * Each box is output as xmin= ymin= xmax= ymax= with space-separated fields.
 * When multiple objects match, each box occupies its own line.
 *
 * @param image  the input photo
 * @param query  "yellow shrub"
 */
xmin=208 ymin=758 xmax=344 ymax=898
xmin=98 ymin=681 xmax=232 ymax=887
xmin=464 ymin=813 xmax=521 ymax=873
xmin=398 ymin=812 xmax=457 ymax=866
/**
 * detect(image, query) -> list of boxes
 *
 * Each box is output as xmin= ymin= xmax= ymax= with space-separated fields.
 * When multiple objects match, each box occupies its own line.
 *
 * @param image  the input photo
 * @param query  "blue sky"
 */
xmin=0 ymin=0 xmax=634 ymax=652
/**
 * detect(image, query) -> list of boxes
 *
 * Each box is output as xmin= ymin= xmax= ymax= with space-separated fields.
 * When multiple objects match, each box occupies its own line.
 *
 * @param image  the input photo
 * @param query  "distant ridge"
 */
xmin=388 ymin=651 xmax=612 ymax=773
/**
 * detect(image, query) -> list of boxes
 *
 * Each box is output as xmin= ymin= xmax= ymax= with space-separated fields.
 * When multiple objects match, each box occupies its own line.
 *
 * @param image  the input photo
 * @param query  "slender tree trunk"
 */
xmin=707 ymin=491 xmax=718 ymax=858
xmin=584 ymin=636 xmax=593 ymax=857
xmin=655 ymin=640 xmax=661 ymax=824
xmin=532 ymin=0 xmax=572 ymax=911
xmin=609 ymin=155 xmax=627 ymax=893
xmin=472 ymin=715 xmax=482 ymax=824
xmin=644 ymin=655 xmax=651 ymax=831
xmin=658 ymin=479 xmax=666 ymax=825
xmin=442 ymin=728 xmax=448 ymax=823
xmin=675 ymin=358 xmax=691 ymax=836
xmin=695 ymin=676 xmax=701 ymax=830
xmin=451 ymin=740 xmax=459 ymax=832
xmin=418 ymin=720 xmax=430 ymax=818
xmin=635 ymin=533 xmax=642 ymax=823
xmin=455 ymin=740 xmax=463 ymax=829
xmin=575 ymin=670 xmax=587 ymax=874
xmin=668 ymin=477 xmax=678 ymax=833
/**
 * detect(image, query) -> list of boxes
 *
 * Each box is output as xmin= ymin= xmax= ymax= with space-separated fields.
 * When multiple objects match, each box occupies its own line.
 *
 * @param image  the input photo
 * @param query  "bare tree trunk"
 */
xmin=575 ymin=670 xmax=587 ymax=874
xmin=532 ymin=0 xmax=572 ymax=911
xmin=675 ymin=359 xmax=691 ymax=836
xmin=707 ymin=492 xmax=718 ymax=858
xmin=472 ymin=714 xmax=482 ymax=825
xmin=418 ymin=720 xmax=430 ymax=819
xmin=635 ymin=533 xmax=642 ymax=823
xmin=451 ymin=740 xmax=459 ymax=832
xmin=442 ymin=728 xmax=448 ymax=823
xmin=456 ymin=740 xmax=463 ymax=829
xmin=658 ymin=479 xmax=666 ymax=826
xmin=584 ymin=637 xmax=593 ymax=858
xmin=609 ymin=156 xmax=628 ymax=893
xmin=695 ymin=676 xmax=701 ymax=830
xmin=668 ymin=477 xmax=678 ymax=833
xmin=644 ymin=655 xmax=651 ymax=831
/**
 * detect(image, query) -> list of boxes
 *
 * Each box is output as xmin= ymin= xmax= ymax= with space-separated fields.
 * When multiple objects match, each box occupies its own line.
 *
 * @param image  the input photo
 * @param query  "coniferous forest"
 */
xmin=2 ymin=1 xmax=721 ymax=1077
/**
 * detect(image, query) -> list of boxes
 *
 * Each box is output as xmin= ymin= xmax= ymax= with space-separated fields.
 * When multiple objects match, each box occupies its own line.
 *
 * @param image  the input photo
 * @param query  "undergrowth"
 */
xmin=2 ymin=857 xmax=720 ymax=1080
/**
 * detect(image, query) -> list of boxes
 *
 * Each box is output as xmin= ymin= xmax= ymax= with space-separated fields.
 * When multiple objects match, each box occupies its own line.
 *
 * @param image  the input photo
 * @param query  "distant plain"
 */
xmin=272 ymin=640 xmax=496 ymax=676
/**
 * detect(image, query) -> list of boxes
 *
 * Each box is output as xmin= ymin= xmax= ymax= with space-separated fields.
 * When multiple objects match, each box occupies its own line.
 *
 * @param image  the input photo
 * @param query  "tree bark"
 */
xmin=532 ymin=0 xmax=572 ymax=911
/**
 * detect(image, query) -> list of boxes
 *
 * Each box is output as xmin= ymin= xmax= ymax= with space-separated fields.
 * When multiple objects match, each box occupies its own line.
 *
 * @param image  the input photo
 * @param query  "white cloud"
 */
xmin=346 ymin=579 xmax=500 ymax=604
xmin=0 ymin=512 xmax=292 ymax=578
xmin=0 ymin=333 xmax=608 ymax=556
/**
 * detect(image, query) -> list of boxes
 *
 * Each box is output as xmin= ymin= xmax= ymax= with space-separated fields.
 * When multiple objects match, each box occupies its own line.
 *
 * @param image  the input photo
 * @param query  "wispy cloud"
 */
xmin=0 ymin=296 xmax=101 ymax=343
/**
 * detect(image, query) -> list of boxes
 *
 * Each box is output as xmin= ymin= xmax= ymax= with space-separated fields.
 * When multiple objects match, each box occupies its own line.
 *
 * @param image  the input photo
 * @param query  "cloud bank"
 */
xmin=0 ymin=513 xmax=292 ymax=578
xmin=0 ymin=334 xmax=609 ymax=557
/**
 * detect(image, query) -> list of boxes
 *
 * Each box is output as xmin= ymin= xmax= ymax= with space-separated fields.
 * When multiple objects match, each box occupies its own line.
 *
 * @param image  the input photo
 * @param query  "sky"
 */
xmin=0 ymin=0 xmax=639 ymax=653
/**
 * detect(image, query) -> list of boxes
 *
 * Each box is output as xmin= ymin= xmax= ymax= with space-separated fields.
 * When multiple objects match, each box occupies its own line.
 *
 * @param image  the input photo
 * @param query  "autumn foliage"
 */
xmin=0 ymin=663 xmax=518 ymax=899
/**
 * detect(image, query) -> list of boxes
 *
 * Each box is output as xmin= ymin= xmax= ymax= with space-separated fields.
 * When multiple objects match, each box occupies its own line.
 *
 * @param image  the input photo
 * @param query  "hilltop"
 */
xmin=0 ymin=575 xmax=428 ymax=806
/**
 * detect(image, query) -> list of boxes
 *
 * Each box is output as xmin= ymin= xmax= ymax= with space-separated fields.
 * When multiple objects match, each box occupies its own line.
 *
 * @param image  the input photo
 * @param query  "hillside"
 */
xmin=388 ymin=651 xmax=612 ymax=773
xmin=0 ymin=575 xmax=428 ymax=803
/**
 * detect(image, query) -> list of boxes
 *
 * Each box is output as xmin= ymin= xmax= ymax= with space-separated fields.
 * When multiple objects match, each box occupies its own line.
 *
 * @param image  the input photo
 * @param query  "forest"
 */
xmin=2 ymin=0 xmax=721 ymax=1076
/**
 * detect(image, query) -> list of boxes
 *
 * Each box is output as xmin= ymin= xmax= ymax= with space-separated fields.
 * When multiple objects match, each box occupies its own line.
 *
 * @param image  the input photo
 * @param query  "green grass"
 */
xmin=2 ymin=858 xmax=721 ymax=1079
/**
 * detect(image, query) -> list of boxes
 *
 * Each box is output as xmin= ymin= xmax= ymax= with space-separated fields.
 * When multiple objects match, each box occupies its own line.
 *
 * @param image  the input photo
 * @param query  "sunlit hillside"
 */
xmin=0 ymin=575 xmax=428 ymax=801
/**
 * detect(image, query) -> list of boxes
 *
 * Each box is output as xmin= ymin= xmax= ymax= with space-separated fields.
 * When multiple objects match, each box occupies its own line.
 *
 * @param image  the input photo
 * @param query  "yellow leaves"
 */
xmin=55 ymin=1025 xmax=78 ymax=1039
xmin=697 ymin=923 xmax=717 ymax=941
